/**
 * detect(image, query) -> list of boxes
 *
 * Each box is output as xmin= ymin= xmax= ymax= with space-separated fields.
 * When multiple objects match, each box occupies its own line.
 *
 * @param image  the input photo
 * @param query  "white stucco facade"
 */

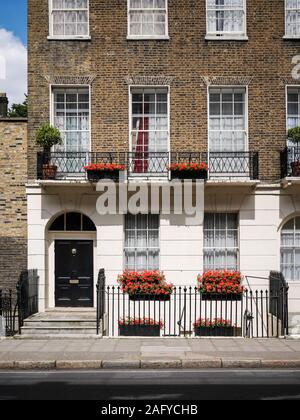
xmin=27 ymin=181 xmax=300 ymax=314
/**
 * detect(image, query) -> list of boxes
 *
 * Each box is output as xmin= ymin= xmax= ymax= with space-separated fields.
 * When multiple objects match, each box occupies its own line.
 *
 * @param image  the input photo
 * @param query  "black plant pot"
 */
xmin=171 ymin=170 xmax=208 ymax=180
xmin=86 ymin=170 xmax=121 ymax=182
xmin=291 ymin=161 xmax=300 ymax=177
xmin=119 ymin=325 xmax=161 ymax=337
xmin=129 ymin=294 xmax=171 ymax=302
xmin=194 ymin=326 xmax=235 ymax=337
xmin=201 ymin=293 xmax=243 ymax=301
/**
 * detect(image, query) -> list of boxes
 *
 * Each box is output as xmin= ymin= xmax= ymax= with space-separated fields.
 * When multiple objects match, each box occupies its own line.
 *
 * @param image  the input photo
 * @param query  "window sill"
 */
xmin=283 ymin=35 xmax=300 ymax=40
xmin=127 ymin=36 xmax=170 ymax=41
xmin=205 ymin=35 xmax=248 ymax=41
xmin=47 ymin=36 xmax=91 ymax=41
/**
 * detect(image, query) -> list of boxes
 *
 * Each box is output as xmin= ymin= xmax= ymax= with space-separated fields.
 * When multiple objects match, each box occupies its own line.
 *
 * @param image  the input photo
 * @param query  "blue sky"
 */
xmin=0 ymin=0 xmax=27 ymax=45
xmin=0 ymin=0 xmax=27 ymax=104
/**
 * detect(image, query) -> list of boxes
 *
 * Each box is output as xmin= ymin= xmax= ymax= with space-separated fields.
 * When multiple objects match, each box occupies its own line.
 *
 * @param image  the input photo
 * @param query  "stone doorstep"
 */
xmin=0 ymin=358 xmax=300 ymax=370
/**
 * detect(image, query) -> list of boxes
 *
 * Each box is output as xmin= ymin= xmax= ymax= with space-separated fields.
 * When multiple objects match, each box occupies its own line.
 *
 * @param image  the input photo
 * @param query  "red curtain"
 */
xmin=134 ymin=117 xmax=149 ymax=173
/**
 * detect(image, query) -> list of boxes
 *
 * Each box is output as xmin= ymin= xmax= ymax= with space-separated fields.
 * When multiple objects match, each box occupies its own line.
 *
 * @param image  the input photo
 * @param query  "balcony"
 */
xmin=281 ymin=146 xmax=300 ymax=178
xmin=37 ymin=151 xmax=259 ymax=182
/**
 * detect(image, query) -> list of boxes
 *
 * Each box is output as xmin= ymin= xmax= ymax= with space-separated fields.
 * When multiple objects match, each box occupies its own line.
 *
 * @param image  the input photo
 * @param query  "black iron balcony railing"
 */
xmin=37 ymin=151 xmax=259 ymax=181
xmin=281 ymin=146 xmax=300 ymax=178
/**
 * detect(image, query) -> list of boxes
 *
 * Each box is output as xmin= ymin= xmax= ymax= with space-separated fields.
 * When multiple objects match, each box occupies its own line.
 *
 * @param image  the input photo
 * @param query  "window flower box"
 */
xmin=84 ymin=163 xmax=125 ymax=182
xmin=168 ymin=163 xmax=208 ymax=180
xmin=129 ymin=294 xmax=170 ymax=302
xmin=194 ymin=319 xmax=236 ymax=337
xmin=201 ymin=293 xmax=242 ymax=301
xmin=119 ymin=318 xmax=163 ymax=337
xmin=197 ymin=270 xmax=246 ymax=301
xmin=118 ymin=270 xmax=173 ymax=301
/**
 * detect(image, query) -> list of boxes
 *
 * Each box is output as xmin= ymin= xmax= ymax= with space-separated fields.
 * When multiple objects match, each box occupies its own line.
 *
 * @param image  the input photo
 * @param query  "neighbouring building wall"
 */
xmin=0 ymin=119 xmax=28 ymax=292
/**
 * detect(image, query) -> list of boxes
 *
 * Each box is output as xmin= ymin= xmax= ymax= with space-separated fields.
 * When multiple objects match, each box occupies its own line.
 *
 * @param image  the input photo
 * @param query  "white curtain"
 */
xmin=203 ymin=213 xmax=238 ymax=271
xmin=125 ymin=214 xmax=160 ymax=271
xmin=207 ymin=0 xmax=244 ymax=34
xmin=129 ymin=0 xmax=166 ymax=36
xmin=286 ymin=0 xmax=300 ymax=37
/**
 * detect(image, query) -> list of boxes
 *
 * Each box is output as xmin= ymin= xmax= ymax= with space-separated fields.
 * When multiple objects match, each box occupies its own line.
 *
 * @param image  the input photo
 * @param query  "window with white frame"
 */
xmin=287 ymin=87 xmax=300 ymax=130
xmin=209 ymin=87 xmax=247 ymax=152
xmin=203 ymin=213 xmax=239 ymax=271
xmin=131 ymin=87 xmax=169 ymax=173
xmin=281 ymin=217 xmax=300 ymax=281
xmin=285 ymin=0 xmax=300 ymax=38
xmin=49 ymin=0 xmax=89 ymax=38
xmin=128 ymin=0 xmax=168 ymax=38
xmin=206 ymin=0 xmax=246 ymax=37
xmin=124 ymin=214 xmax=160 ymax=271
xmin=52 ymin=87 xmax=90 ymax=152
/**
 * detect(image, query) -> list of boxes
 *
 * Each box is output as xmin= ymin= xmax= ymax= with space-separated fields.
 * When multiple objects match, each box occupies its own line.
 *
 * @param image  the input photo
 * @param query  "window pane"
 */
xmin=66 ymin=212 xmax=81 ymax=231
xmin=129 ymin=0 xmax=167 ymax=36
xmin=124 ymin=214 xmax=159 ymax=271
xmin=207 ymin=0 xmax=245 ymax=35
xmin=281 ymin=216 xmax=300 ymax=281
xmin=203 ymin=213 xmax=238 ymax=271
xmin=51 ymin=0 xmax=89 ymax=36
xmin=49 ymin=214 xmax=65 ymax=231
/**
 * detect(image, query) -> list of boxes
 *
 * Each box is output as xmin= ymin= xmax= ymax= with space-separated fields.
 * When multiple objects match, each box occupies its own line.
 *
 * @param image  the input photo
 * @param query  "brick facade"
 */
xmin=28 ymin=0 xmax=300 ymax=181
xmin=0 ymin=119 xmax=27 ymax=292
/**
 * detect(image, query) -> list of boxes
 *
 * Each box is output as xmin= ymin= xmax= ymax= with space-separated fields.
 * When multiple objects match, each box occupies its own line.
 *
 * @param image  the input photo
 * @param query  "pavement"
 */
xmin=0 ymin=337 xmax=300 ymax=370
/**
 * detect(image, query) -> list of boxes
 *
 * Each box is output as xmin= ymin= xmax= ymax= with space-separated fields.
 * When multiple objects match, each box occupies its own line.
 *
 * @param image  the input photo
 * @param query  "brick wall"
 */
xmin=0 ymin=119 xmax=27 ymax=291
xmin=28 ymin=0 xmax=300 ymax=181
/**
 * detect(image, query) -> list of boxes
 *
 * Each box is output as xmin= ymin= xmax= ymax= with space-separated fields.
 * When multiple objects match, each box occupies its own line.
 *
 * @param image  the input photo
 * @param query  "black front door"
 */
xmin=55 ymin=240 xmax=94 ymax=307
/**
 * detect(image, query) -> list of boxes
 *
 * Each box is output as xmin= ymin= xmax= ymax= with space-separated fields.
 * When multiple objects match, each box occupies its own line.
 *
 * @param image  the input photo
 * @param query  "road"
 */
xmin=0 ymin=370 xmax=300 ymax=400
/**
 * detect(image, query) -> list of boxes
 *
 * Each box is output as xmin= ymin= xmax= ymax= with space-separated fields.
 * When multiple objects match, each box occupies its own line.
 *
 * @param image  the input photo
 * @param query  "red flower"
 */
xmin=118 ymin=270 xmax=173 ymax=296
xmin=119 ymin=317 xmax=164 ymax=329
xmin=193 ymin=318 xmax=235 ymax=328
xmin=84 ymin=163 xmax=125 ymax=172
xmin=168 ymin=162 xmax=208 ymax=172
xmin=197 ymin=270 xmax=246 ymax=295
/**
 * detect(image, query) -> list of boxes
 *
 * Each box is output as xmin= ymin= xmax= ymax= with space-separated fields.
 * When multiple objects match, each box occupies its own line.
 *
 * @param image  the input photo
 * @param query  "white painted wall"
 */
xmin=26 ymin=183 xmax=300 ymax=314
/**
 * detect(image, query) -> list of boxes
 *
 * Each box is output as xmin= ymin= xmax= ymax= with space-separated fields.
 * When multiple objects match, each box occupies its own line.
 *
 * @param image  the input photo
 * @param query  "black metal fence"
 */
xmin=17 ymin=269 xmax=39 ymax=334
xmin=37 ymin=151 xmax=259 ymax=180
xmin=96 ymin=269 xmax=106 ymax=335
xmin=97 ymin=284 xmax=289 ymax=338
xmin=0 ymin=290 xmax=15 ymax=337
xmin=281 ymin=146 xmax=300 ymax=178
xmin=269 ymin=271 xmax=289 ymax=332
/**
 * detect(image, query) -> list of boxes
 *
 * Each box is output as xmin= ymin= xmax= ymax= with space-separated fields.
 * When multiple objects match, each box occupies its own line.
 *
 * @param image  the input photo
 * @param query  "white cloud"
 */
xmin=0 ymin=28 xmax=27 ymax=106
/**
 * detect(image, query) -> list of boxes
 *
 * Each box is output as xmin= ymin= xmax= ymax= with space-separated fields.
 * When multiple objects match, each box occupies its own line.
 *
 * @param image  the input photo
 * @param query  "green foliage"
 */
xmin=288 ymin=126 xmax=300 ymax=144
xmin=8 ymin=95 xmax=28 ymax=118
xmin=36 ymin=123 xmax=62 ymax=151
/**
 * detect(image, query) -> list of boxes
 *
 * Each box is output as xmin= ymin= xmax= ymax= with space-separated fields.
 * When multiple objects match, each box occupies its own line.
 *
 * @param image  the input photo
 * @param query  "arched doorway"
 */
xmin=48 ymin=212 xmax=96 ymax=308
xmin=281 ymin=216 xmax=300 ymax=282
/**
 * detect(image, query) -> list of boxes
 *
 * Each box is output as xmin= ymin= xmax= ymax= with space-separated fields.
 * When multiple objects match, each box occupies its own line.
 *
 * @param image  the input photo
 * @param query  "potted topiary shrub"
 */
xmin=118 ymin=270 xmax=173 ymax=301
xmin=119 ymin=317 xmax=163 ymax=337
xmin=36 ymin=123 xmax=62 ymax=180
xmin=288 ymin=127 xmax=300 ymax=176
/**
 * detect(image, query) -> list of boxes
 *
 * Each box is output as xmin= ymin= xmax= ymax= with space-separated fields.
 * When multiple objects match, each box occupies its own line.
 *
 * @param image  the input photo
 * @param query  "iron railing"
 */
xmin=37 ymin=151 xmax=259 ymax=180
xmin=0 ymin=290 xmax=15 ymax=337
xmin=17 ymin=269 xmax=39 ymax=334
xmin=269 ymin=271 xmax=289 ymax=335
xmin=281 ymin=146 xmax=300 ymax=178
xmin=97 ymin=284 xmax=289 ymax=338
xmin=96 ymin=269 xmax=106 ymax=335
